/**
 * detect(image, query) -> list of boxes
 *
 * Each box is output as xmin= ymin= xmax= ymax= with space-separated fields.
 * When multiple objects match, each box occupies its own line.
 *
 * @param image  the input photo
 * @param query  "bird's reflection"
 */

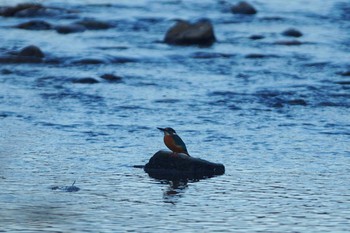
xmin=162 ymin=179 xmax=189 ymax=204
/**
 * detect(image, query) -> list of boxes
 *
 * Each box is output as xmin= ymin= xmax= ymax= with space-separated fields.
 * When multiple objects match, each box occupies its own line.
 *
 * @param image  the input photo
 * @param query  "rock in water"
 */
xmin=19 ymin=45 xmax=45 ymax=58
xmin=164 ymin=19 xmax=216 ymax=46
xmin=144 ymin=150 xmax=225 ymax=180
xmin=231 ymin=1 xmax=257 ymax=15
xmin=16 ymin=20 xmax=52 ymax=30
xmin=282 ymin=28 xmax=303 ymax=37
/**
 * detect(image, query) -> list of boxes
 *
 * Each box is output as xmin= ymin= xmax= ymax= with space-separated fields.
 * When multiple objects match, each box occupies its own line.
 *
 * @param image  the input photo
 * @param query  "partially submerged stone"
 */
xmin=231 ymin=1 xmax=257 ymax=15
xmin=0 ymin=45 xmax=44 ymax=63
xmin=164 ymin=19 xmax=216 ymax=46
xmin=282 ymin=28 xmax=303 ymax=37
xmin=144 ymin=150 xmax=225 ymax=180
xmin=19 ymin=45 xmax=45 ymax=58
xmin=16 ymin=20 xmax=52 ymax=30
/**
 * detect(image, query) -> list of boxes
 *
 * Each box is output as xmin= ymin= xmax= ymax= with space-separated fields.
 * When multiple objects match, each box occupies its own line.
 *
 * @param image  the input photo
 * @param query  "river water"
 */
xmin=0 ymin=0 xmax=349 ymax=232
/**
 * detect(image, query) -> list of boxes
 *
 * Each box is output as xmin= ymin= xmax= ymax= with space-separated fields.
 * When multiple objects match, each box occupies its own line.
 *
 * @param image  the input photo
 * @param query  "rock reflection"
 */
xmin=162 ymin=180 xmax=188 ymax=204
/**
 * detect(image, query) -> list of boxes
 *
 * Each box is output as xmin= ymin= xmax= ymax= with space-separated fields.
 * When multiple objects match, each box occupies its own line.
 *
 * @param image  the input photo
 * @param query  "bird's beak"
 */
xmin=157 ymin=127 xmax=165 ymax=132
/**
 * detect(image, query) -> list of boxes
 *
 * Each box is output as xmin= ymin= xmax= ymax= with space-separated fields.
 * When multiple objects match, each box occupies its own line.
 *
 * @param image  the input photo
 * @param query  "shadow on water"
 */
xmin=162 ymin=179 xmax=189 ymax=205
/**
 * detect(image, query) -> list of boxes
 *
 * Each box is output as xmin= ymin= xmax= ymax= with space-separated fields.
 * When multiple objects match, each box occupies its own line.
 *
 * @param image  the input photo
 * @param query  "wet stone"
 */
xmin=19 ymin=45 xmax=45 ymax=58
xmin=249 ymin=34 xmax=264 ymax=40
xmin=287 ymin=99 xmax=307 ymax=106
xmin=338 ymin=71 xmax=350 ymax=76
xmin=75 ymin=19 xmax=111 ymax=30
xmin=16 ymin=20 xmax=52 ymax=30
xmin=55 ymin=24 xmax=86 ymax=34
xmin=164 ymin=19 xmax=216 ymax=46
xmin=0 ymin=3 xmax=66 ymax=18
xmin=282 ymin=28 xmax=303 ymax=37
xmin=144 ymin=150 xmax=225 ymax=180
xmin=72 ymin=58 xmax=106 ymax=65
xmin=100 ymin=74 xmax=123 ymax=82
xmin=231 ymin=1 xmax=257 ymax=15
xmin=0 ymin=3 xmax=42 ymax=17
xmin=72 ymin=77 xmax=99 ymax=84
xmin=1 ymin=69 xmax=13 ymax=75
xmin=245 ymin=53 xmax=266 ymax=59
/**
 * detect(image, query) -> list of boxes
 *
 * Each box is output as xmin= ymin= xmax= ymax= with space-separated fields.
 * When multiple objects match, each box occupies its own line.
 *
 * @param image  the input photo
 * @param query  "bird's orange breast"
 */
xmin=164 ymin=135 xmax=185 ymax=153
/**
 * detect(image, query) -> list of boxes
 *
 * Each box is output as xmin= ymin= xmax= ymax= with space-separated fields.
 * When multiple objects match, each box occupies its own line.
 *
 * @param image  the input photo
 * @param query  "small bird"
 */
xmin=157 ymin=127 xmax=190 ymax=156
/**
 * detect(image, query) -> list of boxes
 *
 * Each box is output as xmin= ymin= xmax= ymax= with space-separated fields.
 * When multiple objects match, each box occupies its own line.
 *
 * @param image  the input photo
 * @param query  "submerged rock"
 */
xmin=338 ymin=71 xmax=350 ymax=76
xmin=274 ymin=40 xmax=302 ymax=46
xmin=75 ymin=19 xmax=111 ymax=30
xmin=0 ymin=3 xmax=69 ymax=17
xmin=100 ymin=74 xmax=123 ymax=82
xmin=19 ymin=45 xmax=45 ymax=58
xmin=0 ymin=3 xmax=42 ymax=17
xmin=231 ymin=1 xmax=257 ymax=15
xmin=55 ymin=24 xmax=86 ymax=34
xmin=249 ymin=34 xmax=264 ymax=40
xmin=164 ymin=19 xmax=216 ymax=46
xmin=16 ymin=20 xmax=52 ymax=30
xmin=1 ymin=69 xmax=13 ymax=75
xmin=0 ymin=45 xmax=44 ymax=63
xmin=72 ymin=77 xmax=99 ymax=84
xmin=282 ymin=28 xmax=303 ymax=37
xmin=144 ymin=150 xmax=225 ymax=180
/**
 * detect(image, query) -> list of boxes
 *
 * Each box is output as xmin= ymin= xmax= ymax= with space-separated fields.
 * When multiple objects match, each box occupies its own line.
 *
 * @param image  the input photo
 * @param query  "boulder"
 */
xmin=0 ymin=3 xmax=42 ymax=17
xmin=72 ymin=77 xmax=99 ymax=84
xmin=249 ymin=34 xmax=264 ymax=40
xmin=100 ymin=74 xmax=123 ymax=82
xmin=144 ymin=150 xmax=225 ymax=180
xmin=19 ymin=45 xmax=45 ymax=58
xmin=274 ymin=40 xmax=302 ymax=46
xmin=338 ymin=71 xmax=350 ymax=76
xmin=282 ymin=28 xmax=303 ymax=37
xmin=231 ymin=1 xmax=257 ymax=15
xmin=75 ymin=19 xmax=111 ymax=30
xmin=164 ymin=19 xmax=216 ymax=46
xmin=16 ymin=20 xmax=52 ymax=30
xmin=0 ymin=3 xmax=66 ymax=17
xmin=55 ymin=24 xmax=86 ymax=34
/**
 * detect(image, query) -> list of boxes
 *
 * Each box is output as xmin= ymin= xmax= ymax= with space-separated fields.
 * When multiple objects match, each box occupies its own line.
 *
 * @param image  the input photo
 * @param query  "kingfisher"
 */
xmin=157 ymin=127 xmax=190 ymax=156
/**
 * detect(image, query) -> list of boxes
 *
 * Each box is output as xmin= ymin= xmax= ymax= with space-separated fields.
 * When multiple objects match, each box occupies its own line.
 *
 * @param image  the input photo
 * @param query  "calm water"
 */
xmin=1 ymin=0 xmax=350 ymax=232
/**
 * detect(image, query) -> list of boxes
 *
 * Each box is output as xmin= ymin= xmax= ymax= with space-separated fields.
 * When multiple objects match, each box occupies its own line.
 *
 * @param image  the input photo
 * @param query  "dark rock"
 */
xmin=55 ymin=24 xmax=86 ymax=34
xmin=245 ymin=53 xmax=265 ymax=59
xmin=111 ymin=56 xmax=137 ymax=63
xmin=1 ymin=69 xmax=13 ymax=74
xmin=274 ymin=40 xmax=302 ymax=46
xmin=282 ymin=28 xmax=303 ymax=37
xmin=0 ymin=55 xmax=42 ymax=63
xmin=72 ymin=58 xmax=105 ymax=65
xmin=191 ymin=52 xmax=233 ymax=59
xmin=0 ymin=3 xmax=66 ymax=17
xmin=336 ymin=81 xmax=350 ymax=85
xmin=144 ymin=150 xmax=225 ymax=180
xmin=231 ymin=1 xmax=257 ymax=15
xmin=19 ymin=45 xmax=45 ymax=58
xmin=0 ymin=3 xmax=42 ymax=17
xmin=100 ymin=74 xmax=123 ymax=82
xmin=338 ymin=71 xmax=350 ymax=76
xmin=72 ymin=77 xmax=99 ymax=84
xmin=249 ymin=34 xmax=264 ymax=40
xmin=75 ymin=19 xmax=111 ymax=30
xmin=164 ymin=19 xmax=216 ymax=46
xmin=287 ymin=99 xmax=307 ymax=106
xmin=16 ymin=20 xmax=52 ymax=30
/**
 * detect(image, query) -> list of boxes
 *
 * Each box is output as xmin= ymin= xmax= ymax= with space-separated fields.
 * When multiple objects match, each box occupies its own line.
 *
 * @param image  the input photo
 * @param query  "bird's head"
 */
xmin=157 ymin=127 xmax=177 ymax=135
